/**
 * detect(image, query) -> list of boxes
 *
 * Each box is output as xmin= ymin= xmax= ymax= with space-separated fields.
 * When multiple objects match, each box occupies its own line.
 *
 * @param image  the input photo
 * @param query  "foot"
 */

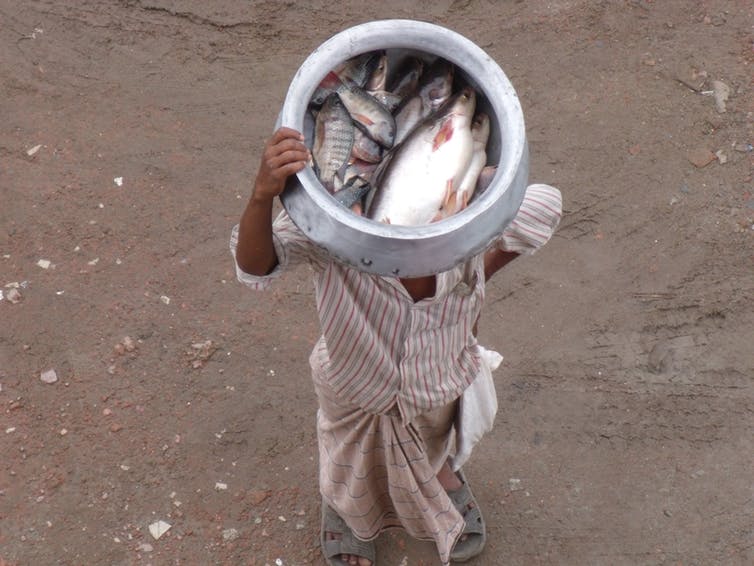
xmin=324 ymin=531 xmax=373 ymax=566
xmin=321 ymin=500 xmax=375 ymax=566
xmin=439 ymin=462 xmax=487 ymax=562
xmin=437 ymin=461 xmax=470 ymax=544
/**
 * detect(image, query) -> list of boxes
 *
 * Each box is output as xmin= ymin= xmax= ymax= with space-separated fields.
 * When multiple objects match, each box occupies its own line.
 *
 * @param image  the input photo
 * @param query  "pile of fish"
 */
xmin=308 ymin=50 xmax=497 ymax=226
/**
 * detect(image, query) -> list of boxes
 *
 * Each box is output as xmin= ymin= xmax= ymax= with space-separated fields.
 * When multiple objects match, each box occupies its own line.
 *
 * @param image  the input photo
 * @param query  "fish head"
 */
xmin=471 ymin=112 xmax=490 ymax=143
xmin=449 ymin=86 xmax=477 ymax=119
xmin=421 ymin=59 xmax=454 ymax=110
xmin=366 ymin=53 xmax=389 ymax=91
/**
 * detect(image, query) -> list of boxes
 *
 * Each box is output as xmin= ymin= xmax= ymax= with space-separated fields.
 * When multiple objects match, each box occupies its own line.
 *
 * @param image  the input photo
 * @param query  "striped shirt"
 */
xmin=230 ymin=184 xmax=562 ymax=424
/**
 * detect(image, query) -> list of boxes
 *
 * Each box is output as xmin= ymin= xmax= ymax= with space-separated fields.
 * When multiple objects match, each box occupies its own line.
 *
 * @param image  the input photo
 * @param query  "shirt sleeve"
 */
xmin=229 ymin=209 xmax=327 ymax=290
xmin=495 ymin=183 xmax=562 ymax=255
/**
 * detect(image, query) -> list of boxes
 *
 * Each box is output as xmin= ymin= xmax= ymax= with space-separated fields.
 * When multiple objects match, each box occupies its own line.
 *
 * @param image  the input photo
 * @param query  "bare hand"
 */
xmin=252 ymin=127 xmax=310 ymax=202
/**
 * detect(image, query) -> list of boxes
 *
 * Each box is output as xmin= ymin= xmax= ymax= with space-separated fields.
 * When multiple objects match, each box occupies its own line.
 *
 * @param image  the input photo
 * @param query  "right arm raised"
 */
xmin=235 ymin=127 xmax=310 ymax=275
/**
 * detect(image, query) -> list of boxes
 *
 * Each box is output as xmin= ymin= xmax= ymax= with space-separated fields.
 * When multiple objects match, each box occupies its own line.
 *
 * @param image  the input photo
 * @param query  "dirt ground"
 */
xmin=1 ymin=1 xmax=752 ymax=565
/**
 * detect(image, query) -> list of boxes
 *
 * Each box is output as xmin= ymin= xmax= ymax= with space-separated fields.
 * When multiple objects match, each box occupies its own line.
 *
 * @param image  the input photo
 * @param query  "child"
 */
xmin=231 ymin=127 xmax=562 ymax=565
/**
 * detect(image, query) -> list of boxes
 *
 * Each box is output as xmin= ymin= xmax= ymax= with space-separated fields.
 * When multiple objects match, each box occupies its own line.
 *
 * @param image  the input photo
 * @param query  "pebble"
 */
xmin=40 ymin=369 xmax=58 ymax=384
xmin=6 ymin=288 xmax=22 ymax=304
xmin=711 ymin=80 xmax=729 ymax=113
xmin=37 ymin=259 xmax=52 ymax=269
xmin=222 ymin=528 xmax=239 ymax=541
xmin=138 ymin=542 xmax=153 ymax=552
xmin=122 ymin=336 xmax=136 ymax=352
xmin=715 ymin=150 xmax=727 ymax=164
xmin=148 ymin=520 xmax=171 ymax=540
xmin=59 ymin=428 xmax=68 ymax=436
xmin=160 ymin=295 xmax=171 ymax=305
xmin=687 ymin=147 xmax=716 ymax=168
xmin=509 ymin=478 xmax=523 ymax=491
xmin=26 ymin=144 xmax=42 ymax=156
xmin=215 ymin=482 xmax=228 ymax=491
xmin=114 ymin=177 xmax=123 ymax=187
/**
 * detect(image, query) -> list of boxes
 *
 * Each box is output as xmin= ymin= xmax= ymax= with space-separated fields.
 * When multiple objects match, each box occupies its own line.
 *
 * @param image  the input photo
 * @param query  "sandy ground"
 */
xmin=1 ymin=1 xmax=753 ymax=565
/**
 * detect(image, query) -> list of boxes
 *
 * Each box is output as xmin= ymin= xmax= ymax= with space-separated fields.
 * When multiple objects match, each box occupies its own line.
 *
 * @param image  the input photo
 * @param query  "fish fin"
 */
xmin=432 ymin=118 xmax=454 ymax=151
xmin=353 ymin=113 xmax=375 ymax=126
xmin=443 ymin=179 xmax=455 ymax=208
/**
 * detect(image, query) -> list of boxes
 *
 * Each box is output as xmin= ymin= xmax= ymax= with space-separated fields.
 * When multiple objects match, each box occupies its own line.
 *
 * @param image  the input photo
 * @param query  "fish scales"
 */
xmin=312 ymin=93 xmax=354 ymax=192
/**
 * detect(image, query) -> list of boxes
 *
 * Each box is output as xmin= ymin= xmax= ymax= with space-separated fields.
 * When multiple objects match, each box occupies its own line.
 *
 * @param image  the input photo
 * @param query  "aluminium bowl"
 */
xmin=278 ymin=19 xmax=529 ymax=277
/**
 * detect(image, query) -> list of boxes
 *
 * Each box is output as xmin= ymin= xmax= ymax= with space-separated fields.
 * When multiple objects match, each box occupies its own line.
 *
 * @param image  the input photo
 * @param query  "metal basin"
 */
xmin=278 ymin=19 xmax=529 ymax=277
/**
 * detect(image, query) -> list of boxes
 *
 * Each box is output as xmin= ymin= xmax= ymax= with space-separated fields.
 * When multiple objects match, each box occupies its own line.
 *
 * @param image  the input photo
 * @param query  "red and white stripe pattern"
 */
xmin=230 ymin=183 xmax=562 ymax=422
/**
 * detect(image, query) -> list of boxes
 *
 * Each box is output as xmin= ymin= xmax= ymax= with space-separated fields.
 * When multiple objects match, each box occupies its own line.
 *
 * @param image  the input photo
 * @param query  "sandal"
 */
xmin=448 ymin=469 xmax=487 ymax=562
xmin=320 ymin=498 xmax=376 ymax=566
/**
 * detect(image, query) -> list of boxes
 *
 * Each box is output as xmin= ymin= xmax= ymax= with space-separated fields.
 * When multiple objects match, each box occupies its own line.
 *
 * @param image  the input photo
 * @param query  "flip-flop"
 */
xmin=320 ymin=498 xmax=376 ymax=566
xmin=448 ymin=469 xmax=487 ymax=562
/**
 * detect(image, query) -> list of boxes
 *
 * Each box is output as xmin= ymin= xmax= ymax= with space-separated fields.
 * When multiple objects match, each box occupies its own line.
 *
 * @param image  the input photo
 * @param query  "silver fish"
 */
xmin=393 ymin=58 xmax=454 ymax=145
xmin=312 ymin=93 xmax=354 ymax=192
xmin=438 ymin=112 xmax=490 ymax=218
xmin=337 ymin=84 xmax=396 ymax=148
xmin=367 ymin=87 xmax=477 ymax=226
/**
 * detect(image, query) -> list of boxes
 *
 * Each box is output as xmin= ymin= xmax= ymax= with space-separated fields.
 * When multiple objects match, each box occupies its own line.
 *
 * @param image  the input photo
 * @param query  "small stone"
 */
xmin=215 ymin=482 xmax=228 ymax=491
xmin=715 ymin=150 xmax=727 ymax=164
xmin=6 ymin=288 xmax=22 ymax=304
xmin=509 ymin=478 xmax=522 ymax=491
xmin=275 ymin=559 xmax=283 ymax=566
xmin=5 ymin=427 xmax=16 ymax=434
xmin=119 ymin=464 xmax=130 ymax=471
xmin=122 ymin=336 xmax=136 ymax=352
xmin=160 ymin=295 xmax=171 ymax=305
xmin=110 ymin=423 xmax=123 ymax=433
xmin=222 ymin=528 xmax=239 ymax=541
xmin=40 ymin=369 xmax=58 ymax=384
xmin=102 ymin=408 xmax=112 ymax=416
xmin=26 ymin=144 xmax=42 ymax=156
xmin=138 ymin=542 xmax=153 ymax=552
xmin=248 ymin=490 xmax=270 ymax=505
xmin=687 ymin=147 xmax=716 ymax=168
xmin=37 ymin=259 xmax=51 ymax=269
xmin=59 ymin=428 xmax=68 ymax=436
xmin=107 ymin=365 xmax=116 ymax=375
xmin=278 ymin=515 xmax=286 ymax=522
xmin=734 ymin=143 xmax=753 ymax=153
xmin=663 ymin=509 xmax=672 ymax=517
xmin=711 ymin=80 xmax=730 ymax=113
xmin=114 ymin=177 xmax=123 ymax=187
xmin=148 ymin=520 xmax=171 ymax=540
xmin=87 ymin=257 xmax=99 ymax=266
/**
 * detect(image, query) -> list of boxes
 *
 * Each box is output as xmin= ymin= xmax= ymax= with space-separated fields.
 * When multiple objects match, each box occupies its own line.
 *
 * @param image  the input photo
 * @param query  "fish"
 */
xmin=351 ymin=127 xmax=383 ymax=163
xmin=368 ymin=90 xmax=403 ymax=112
xmin=337 ymin=83 xmax=396 ymax=148
xmin=393 ymin=58 xmax=454 ymax=145
xmin=438 ymin=112 xmax=490 ymax=218
xmin=475 ymin=165 xmax=497 ymax=195
xmin=367 ymin=87 xmax=477 ymax=226
xmin=334 ymin=176 xmax=372 ymax=212
xmin=311 ymin=52 xmax=383 ymax=106
xmin=365 ymin=52 xmax=388 ymax=92
xmin=312 ymin=93 xmax=354 ymax=192
xmin=387 ymin=56 xmax=424 ymax=102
